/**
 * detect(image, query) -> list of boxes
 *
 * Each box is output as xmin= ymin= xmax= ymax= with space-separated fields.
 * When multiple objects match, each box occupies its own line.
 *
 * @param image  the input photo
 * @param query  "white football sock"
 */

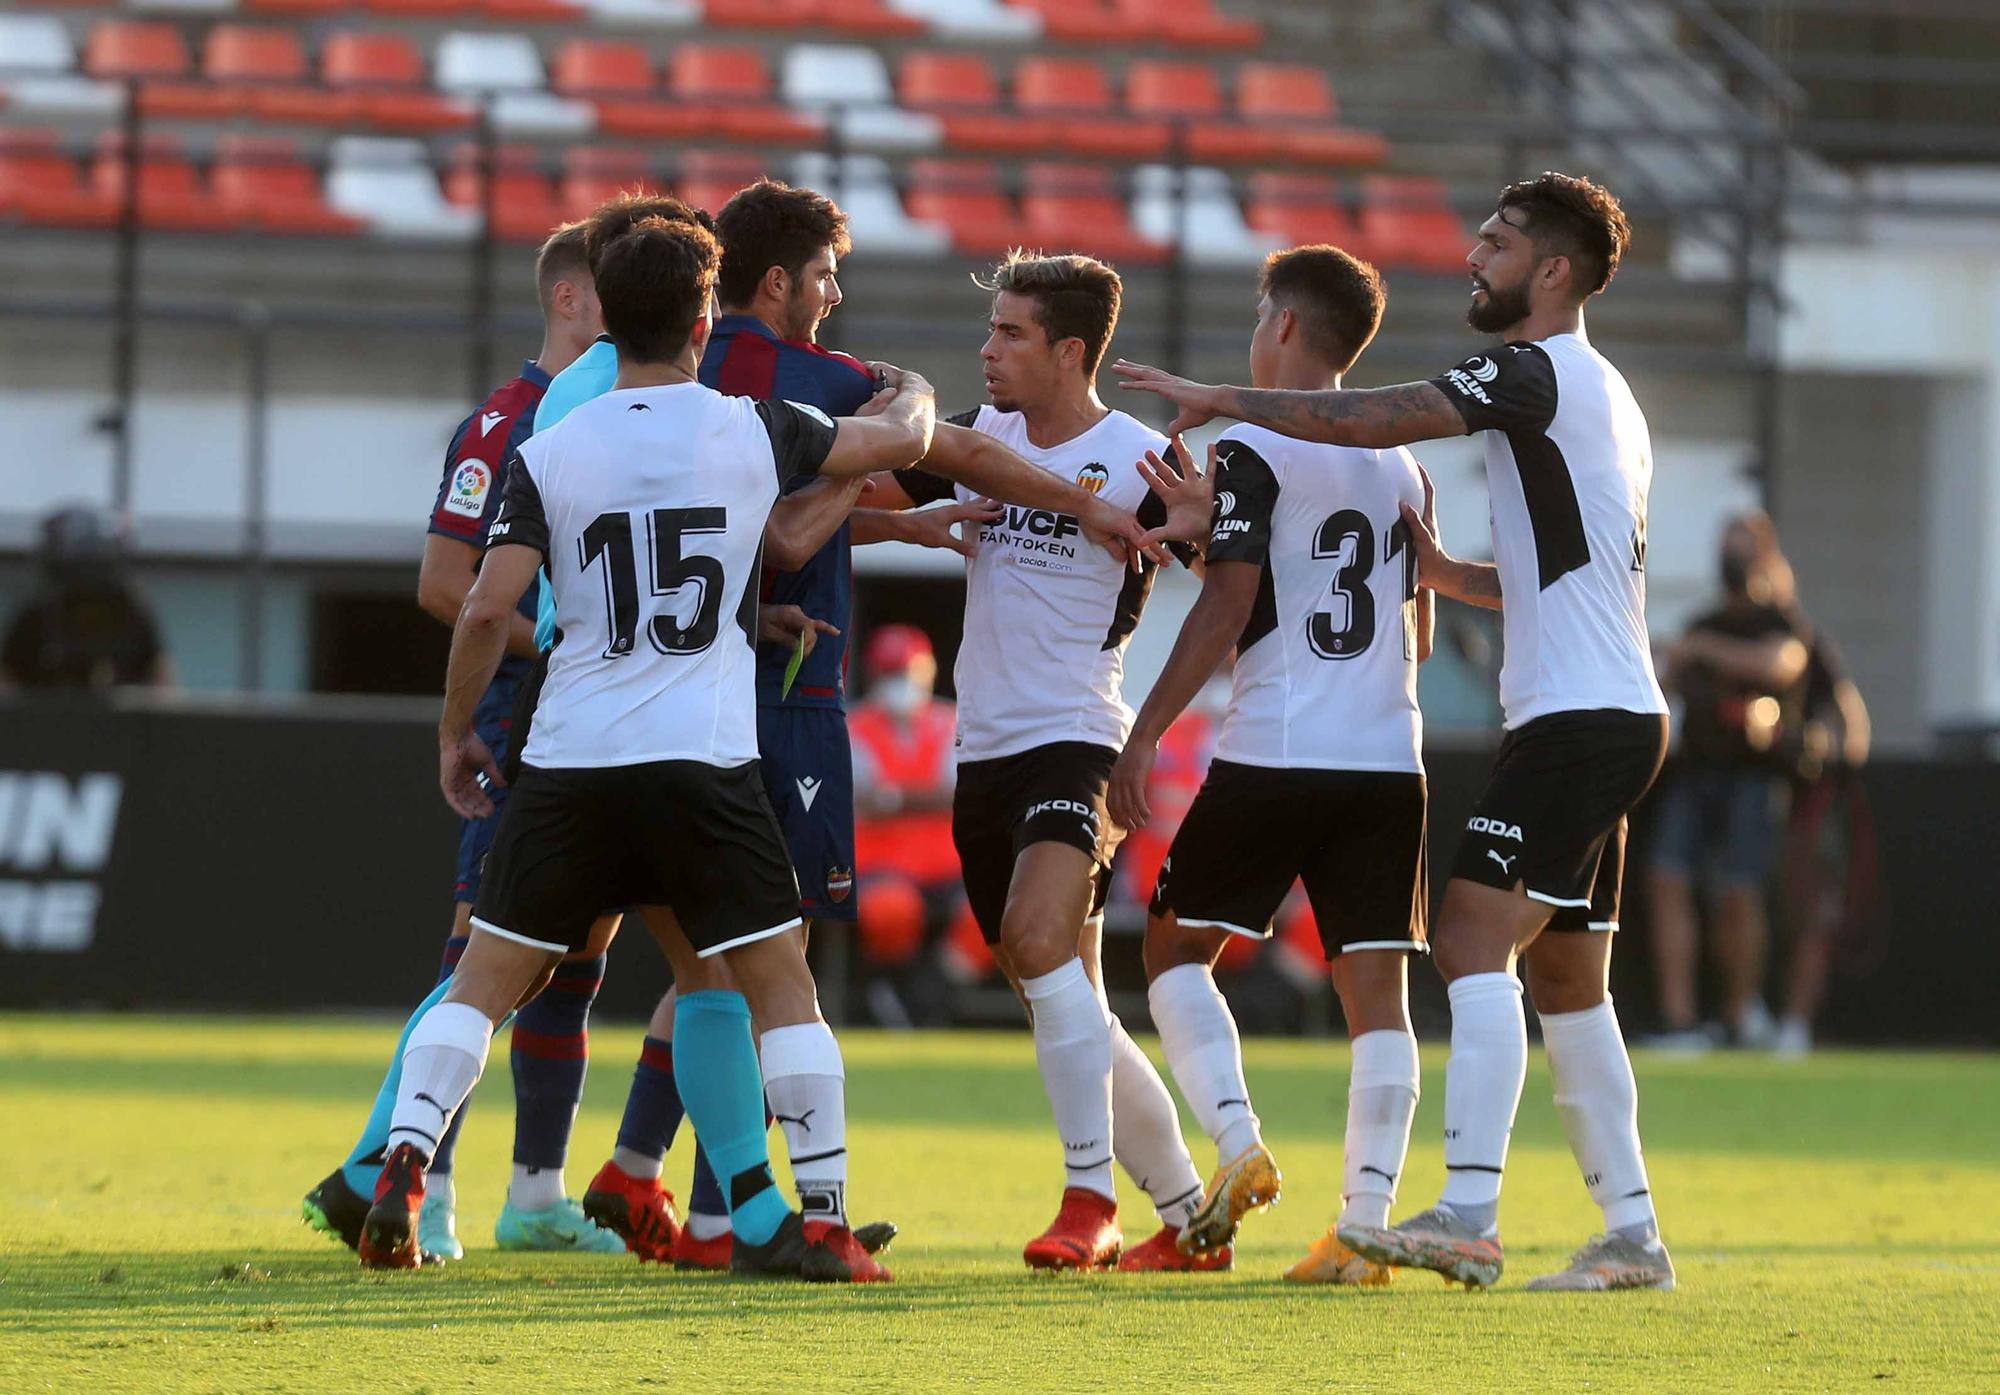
xmin=1107 ymin=1015 xmax=1205 ymax=1230
xmin=610 ymin=1146 xmax=664 ymax=1181
xmin=1022 ymin=958 xmax=1115 ymax=1201
xmin=387 ymin=1001 xmax=493 ymax=1161
xmin=509 ymin=1164 xmax=565 ymax=1212
xmin=762 ymin=1021 xmax=849 ymax=1227
xmin=1436 ymin=973 xmax=1526 ymax=1234
xmin=1149 ymin=963 xmax=1262 ymax=1164
xmin=686 ymin=1212 xmax=732 ymax=1241
xmin=1540 ymin=997 xmax=1658 ymax=1240
xmin=1340 ymin=1030 xmax=1420 ymax=1232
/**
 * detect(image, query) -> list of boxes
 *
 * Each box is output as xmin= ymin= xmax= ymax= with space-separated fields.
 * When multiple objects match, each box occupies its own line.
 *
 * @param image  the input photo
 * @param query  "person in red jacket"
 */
xmin=851 ymin=625 xmax=961 ymax=985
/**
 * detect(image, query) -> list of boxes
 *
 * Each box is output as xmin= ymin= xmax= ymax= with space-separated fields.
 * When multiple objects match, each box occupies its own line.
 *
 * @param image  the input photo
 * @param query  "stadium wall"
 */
xmin=0 ymin=696 xmax=1989 ymax=1047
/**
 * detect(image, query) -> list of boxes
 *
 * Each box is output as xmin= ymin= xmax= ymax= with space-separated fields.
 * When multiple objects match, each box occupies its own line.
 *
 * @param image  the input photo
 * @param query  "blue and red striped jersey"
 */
xmin=699 ymin=314 xmax=877 ymax=710
xmin=430 ymin=359 xmax=550 ymax=681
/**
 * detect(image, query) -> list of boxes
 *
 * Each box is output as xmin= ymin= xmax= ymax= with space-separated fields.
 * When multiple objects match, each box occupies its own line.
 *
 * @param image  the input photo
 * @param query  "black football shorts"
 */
xmin=952 ymin=741 xmax=1122 ymax=944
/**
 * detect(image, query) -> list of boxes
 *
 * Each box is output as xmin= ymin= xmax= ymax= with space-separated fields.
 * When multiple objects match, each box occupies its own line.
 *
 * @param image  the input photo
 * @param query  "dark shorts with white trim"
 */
xmin=470 ymin=757 xmax=803 ymax=957
xmin=1149 ymin=760 xmax=1429 ymax=959
xmin=953 ymin=740 xmax=1123 ymax=945
xmin=1449 ymin=708 xmax=1668 ymax=932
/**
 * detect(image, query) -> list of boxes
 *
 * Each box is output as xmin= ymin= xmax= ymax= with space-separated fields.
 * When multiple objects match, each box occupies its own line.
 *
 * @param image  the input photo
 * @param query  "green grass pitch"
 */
xmin=2 ymin=1013 xmax=1997 ymax=1393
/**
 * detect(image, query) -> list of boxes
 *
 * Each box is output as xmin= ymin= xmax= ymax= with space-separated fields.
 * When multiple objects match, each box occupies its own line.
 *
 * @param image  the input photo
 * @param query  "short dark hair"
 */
xmin=974 ymin=251 xmax=1123 ymax=375
xmin=1495 ymin=171 xmax=1629 ymax=299
xmin=1258 ymin=245 xmax=1385 ymax=372
xmin=583 ymin=191 xmax=713 ymax=276
xmin=534 ymin=221 xmax=592 ymax=311
xmin=714 ymin=180 xmax=852 ymax=309
xmin=595 ymin=216 xmax=722 ymax=364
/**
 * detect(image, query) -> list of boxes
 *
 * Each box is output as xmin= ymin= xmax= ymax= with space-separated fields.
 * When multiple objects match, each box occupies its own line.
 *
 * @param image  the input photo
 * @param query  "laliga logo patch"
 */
xmin=442 ymin=461 xmax=491 ymax=520
xmin=1075 ymin=463 xmax=1110 ymax=496
xmin=826 ymin=866 xmax=854 ymax=903
xmin=1466 ymin=356 xmax=1501 ymax=383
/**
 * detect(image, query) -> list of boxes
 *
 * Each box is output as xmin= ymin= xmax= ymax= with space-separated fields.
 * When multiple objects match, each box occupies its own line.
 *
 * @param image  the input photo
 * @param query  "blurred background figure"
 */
xmin=1645 ymin=512 xmax=1869 ymax=1053
xmin=850 ymin=623 xmax=964 ymax=1024
xmin=1 ymin=507 xmax=171 ymax=692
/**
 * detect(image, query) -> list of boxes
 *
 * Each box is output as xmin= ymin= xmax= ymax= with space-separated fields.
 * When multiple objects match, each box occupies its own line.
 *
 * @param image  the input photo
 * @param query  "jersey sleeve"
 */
xmin=1428 ymin=342 xmax=1558 ymax=435
xmin=754 ymin=398 xmax=839 ymax=487
xmin=1205 ymin=435 xmax=1281 ymax=566
xmin=428 ymin=417 xmax=497 ymax=543
xmin=485 ymin=449 xmax=550 ymax=558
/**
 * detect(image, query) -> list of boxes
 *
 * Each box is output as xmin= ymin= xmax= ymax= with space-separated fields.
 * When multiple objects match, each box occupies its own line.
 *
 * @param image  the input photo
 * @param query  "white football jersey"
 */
xmin=1204 ymin=424 xmax=1426 ymax=773
xmin=487 ymin=382 xmax=835 ymax=768
xmin=1430 ymin=332 xmax=1667 ymax=729
xmin=900 ymin=406 xmax=1169 ymax=762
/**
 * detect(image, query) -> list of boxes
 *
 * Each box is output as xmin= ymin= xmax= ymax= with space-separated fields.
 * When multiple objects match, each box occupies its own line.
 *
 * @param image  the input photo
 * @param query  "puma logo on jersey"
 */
xmin=1467 ymin=816 xmax=1524 ymax=841
xmin=479 ymin=410 xmax=506 ymax=436
xmin=1486 ymin=849 xmax=1518 ymax=875
xmin=796 ymin=776 xmax=821 ymax=811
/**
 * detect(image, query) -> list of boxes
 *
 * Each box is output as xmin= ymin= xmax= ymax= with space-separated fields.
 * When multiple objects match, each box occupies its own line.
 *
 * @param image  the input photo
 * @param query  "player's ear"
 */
xmin=689 ymin=313 xmax=712 ymax=356
xmin=1277 ymin=306 xmax=1299 ymax=346
xmin=760 ymin=263 xmax=790 ymax=305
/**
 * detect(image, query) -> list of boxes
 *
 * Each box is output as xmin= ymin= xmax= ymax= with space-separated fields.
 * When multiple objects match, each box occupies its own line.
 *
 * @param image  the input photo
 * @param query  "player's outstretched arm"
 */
xmin=763 ymin=474 xmax=874 ymax=572
xmin=1113 ymin=359 xmax=1469 ymax=449
xmin=439 ymin=541 xmax=540 ymax=819
xmin=1399 ymin=500 xmax=1502 ymax=611
xmin=850 ymin=499 xmax=1004 ymax=559
xmin=1106 ymin=562 xmax=1258 ymax=831
xmin=915 ymin=421 xmax=1160 ymax=569
xmin=818 ymin=366 xmax=938 ymax=478
xmin=1413 ymin=465 xmax=1438 ymax=662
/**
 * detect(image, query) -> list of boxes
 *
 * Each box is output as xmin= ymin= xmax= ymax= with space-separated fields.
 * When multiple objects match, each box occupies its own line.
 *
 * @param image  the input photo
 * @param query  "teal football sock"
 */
xmin=673 ymin=990 xmax=786 ymax=1247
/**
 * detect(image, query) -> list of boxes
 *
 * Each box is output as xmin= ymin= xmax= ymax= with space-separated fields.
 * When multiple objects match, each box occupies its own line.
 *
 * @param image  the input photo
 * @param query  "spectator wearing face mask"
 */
xmin=1644 ymin=513 xmax=1810 ymax=1050
xmin=850 ymin=625 xmax=961 ymax=990
xmin=2 ymin=507 xmax=172 ymax=693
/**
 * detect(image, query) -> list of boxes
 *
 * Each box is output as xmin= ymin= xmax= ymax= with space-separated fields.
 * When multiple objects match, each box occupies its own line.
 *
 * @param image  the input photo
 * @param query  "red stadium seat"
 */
xmin=703 ymin=0 xmax=816 ymax=27
xmin=1020 ymin=162 xmax=1167 ymax=265
xmin=820 ymin=0 xmax=926 ymax=37
xmin=445 ymin=144 xmax=565 ymax=242
xmin=905 ymin=159 xmax=1026 ymax=257
xmin=668 ymin=44 xmax=820 ymax=145
xmin=0 ymin=129 xmax=117 ymax=228
xmin=91 ymin=132 xmax=242 ymax=233
xmin=1014 ymin=58 xmax=1169 ymax=161
xmin=203 ymin=25 xmax=332 ymax=123
xmin=1360 ymin=175 xmax=1469 ymax=271
xmin=1113 ymin=0 xmax=1261 ymax=49
xmin=1244 ymin=171 xmax=1362 ymax=252
xmin=1236 ymin=64 xmax=1388 ymax=166
xmin=898 ymin=52 xmax=1053 ymax=156
xmin=1008 ymin=0 xmax=1144 ymax=44
xmin=558 ymin=145 xmax=661 ymax=221
xmin=212 ymin=135 xmax=364 ymax=235
xmin=323 ymin=31 xmax=472 ymax=132
xmin=677 ymin=149 xmax=766 ymax=218
xmin=84 ymin=20 xmax=190 ymax=79
xmin=556 ymin=40 xmax=705 ymax=139
xmin=367 ymin=0 xmax=473 ymax=15
xmin=1125 ymin=59 xmax=1280 ymax=164
xmin=244 ymin=0 xmax=351 ymax=16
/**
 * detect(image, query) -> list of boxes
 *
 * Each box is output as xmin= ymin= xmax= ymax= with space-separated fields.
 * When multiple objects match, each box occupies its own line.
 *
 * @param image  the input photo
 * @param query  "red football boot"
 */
xmin=582 ymin=1161 xmax=682 ymax=1263
xmin=801 ymin=1219 xmax=895 ymax=1283
xmin=1117 ymin=1225 xmax=1233 ymax=1273
xmin=357 ymin=1142 xmax=427 ymax=1270
xmin=671 ymin=1223 xmax=734 ymax=1271
xmin=1023 ymin=1187 xmax=1122 ymax=1271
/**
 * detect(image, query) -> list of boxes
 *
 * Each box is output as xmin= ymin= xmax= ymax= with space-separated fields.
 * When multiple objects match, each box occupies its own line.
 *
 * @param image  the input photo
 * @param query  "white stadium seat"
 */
xmin=327 ymin=137 xmax=479 ymax=242
xmin=434 ymin=32 xmax=545 ymax=95
xmin=0 ymin=14 xmax=78 ymax=73
xmin=886 ymin=0 xmax=1041 ymax=42
xmin=794 ymin=152 xmax=950 ymax=257
xmin=1133 ymin=164 xmax=1281 ymax=266
xmin=579 ymin=0 xmax=700 ymax=26
xmin=781 ymin=44 xmax=940 ymax=152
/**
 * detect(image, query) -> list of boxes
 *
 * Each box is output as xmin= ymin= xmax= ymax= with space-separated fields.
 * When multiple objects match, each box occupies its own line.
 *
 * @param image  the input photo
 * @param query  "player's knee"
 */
xmin=1329 ymin=951 xmax=1410 ymax=1034
xmin=1523 ymin=943 xmax=1608 ymax=1012
xmin=999 ymin=910 xmax=1079 ymax=980
xmin=1430 ymin=918 xmax=1508 ymax=983
xmin=1141 ymin=914 xmax=1223 ymax=982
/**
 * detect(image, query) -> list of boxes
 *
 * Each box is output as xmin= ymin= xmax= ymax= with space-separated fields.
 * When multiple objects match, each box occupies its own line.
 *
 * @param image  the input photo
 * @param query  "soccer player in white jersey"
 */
xmin=360 ymin=214 xmax=937 ymax=1282
xmin=1117 ymin=173 xmax=1676 ymax=1291
xmin=872 ymin=252 xmax=1219 ymax=1272
xmin=1106 ymin=246 xmax=1434 ymax=1285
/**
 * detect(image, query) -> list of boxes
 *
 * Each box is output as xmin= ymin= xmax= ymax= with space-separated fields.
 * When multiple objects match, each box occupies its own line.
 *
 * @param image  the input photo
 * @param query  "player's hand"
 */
xmin=908 ymin=499 xmax=1002 ymax=559
xmin=759 ymin=603 xmax=839 ymax=657
xmin=1399 ymin=500 xmax=1451 ymax=593
xmin=1079 ymin=496 xmax=1166 ymax=572
xmin=1417 ymin=461 xmax=1438 ymax=533
xmin=854 ymin=383 xmax=899 ymax=417
xmin=440 ymin=729 xmax=504 ymax=820
xmin=1106 ymin=740 xmax=1157 ymax=831
xmin=1112 ymin=360 xmax=1222 ymax=436
xmin=1136 ymin=436 xmax=1213 ymax=557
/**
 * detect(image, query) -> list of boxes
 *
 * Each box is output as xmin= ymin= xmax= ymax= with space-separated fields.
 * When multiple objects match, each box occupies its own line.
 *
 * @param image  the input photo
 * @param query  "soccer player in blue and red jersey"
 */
xmin=301 ymin=222 xmax=626 ymax=1260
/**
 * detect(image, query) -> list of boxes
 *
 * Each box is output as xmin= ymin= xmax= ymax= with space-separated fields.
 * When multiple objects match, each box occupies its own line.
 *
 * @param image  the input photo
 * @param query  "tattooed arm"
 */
xmin=1112 ymin=360 xmax=1469 ymax=448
